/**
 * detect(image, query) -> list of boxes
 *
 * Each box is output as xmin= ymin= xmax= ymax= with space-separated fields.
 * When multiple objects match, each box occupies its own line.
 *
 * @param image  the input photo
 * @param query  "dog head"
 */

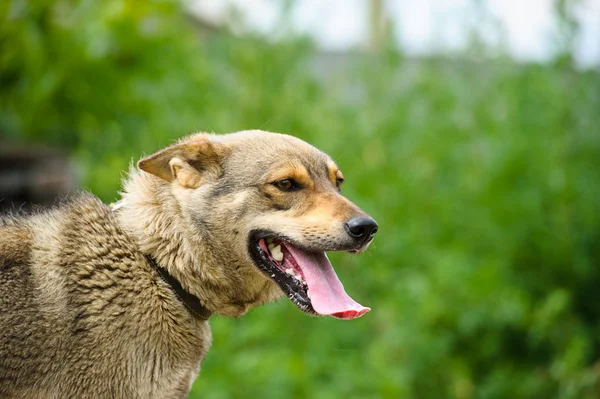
xmin=136 ymin=130 xmax=377 ymax=319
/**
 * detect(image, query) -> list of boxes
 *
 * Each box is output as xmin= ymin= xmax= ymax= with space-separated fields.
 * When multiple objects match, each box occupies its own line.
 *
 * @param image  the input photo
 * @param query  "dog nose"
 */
xmin=345 ymin=217 xmax=378 ymax=241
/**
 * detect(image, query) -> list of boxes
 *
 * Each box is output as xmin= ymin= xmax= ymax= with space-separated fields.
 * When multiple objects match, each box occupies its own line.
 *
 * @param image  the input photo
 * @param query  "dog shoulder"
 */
xmin=59 ymin=193 xmax=139 ymax=260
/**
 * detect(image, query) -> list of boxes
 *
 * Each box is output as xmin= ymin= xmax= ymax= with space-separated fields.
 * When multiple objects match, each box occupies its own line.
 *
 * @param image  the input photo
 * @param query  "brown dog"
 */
xmin=0 ymin=130 xmax=377 ymax=398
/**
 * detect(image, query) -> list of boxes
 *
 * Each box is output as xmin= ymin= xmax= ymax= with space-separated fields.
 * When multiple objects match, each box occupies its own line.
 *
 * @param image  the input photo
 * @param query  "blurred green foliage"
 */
xmin=2 ymin=1 xmax=600 ymax=398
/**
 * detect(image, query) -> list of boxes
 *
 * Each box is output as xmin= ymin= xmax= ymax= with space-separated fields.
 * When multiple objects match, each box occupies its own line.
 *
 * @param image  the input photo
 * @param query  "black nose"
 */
xmin=345 ymin=217 xmax=378 ymax=241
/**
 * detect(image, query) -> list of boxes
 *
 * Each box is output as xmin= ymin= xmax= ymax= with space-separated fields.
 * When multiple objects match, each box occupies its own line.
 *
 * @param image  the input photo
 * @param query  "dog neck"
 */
xmin=115 ymin=169 xmax=216 ymax=304
xmin=115 ymin=168 xmax=257 ymax=317
xmin=144 ymin=253 xmax=212 ymax=320
xmin=112 ymin=191 xmax=212 ymax=319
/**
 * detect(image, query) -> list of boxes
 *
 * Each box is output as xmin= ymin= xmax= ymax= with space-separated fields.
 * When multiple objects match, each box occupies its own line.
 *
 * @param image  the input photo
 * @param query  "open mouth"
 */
xmin=249 ymin=232 xmax=370 ymax=320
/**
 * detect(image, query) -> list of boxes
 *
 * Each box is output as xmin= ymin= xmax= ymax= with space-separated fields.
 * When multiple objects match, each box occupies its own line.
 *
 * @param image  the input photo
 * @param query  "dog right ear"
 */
xmin=137 ymin=134 xmax=227 ymax=189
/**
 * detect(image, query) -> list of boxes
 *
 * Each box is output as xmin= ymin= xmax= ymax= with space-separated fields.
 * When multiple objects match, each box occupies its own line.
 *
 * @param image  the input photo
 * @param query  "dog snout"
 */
xmin=344 ymin=217 xmax=378 ymax=244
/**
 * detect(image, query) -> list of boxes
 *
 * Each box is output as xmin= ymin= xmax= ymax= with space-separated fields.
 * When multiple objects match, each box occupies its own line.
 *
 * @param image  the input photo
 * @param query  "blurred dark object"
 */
xmin=0 ymin=143 xmax=76 ymax=212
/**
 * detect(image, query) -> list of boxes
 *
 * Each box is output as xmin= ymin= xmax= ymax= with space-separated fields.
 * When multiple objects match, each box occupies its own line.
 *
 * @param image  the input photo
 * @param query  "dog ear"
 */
xmin=137 ymin=134 xmax=226 ymax=188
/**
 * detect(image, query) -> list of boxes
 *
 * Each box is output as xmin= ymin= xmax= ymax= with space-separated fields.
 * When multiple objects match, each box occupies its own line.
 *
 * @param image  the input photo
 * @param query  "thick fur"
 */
xmin=0 ymin=130 xmax=374 ymax=398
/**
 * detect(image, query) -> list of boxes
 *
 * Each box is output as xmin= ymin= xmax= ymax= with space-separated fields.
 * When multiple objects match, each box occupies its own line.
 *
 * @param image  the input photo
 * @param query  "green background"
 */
xmin=2 ymin=1 xmax=600 ymax=398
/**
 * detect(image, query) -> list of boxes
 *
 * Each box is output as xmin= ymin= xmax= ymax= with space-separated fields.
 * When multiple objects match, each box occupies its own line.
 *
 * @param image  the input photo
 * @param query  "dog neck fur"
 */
xmin=117 ymin=167 xmax=255 ymax=317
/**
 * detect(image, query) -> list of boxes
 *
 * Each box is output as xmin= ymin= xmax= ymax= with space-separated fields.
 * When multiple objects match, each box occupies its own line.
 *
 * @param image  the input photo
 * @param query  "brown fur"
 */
xmin=0 ymin=130 xmax=374 ymax=398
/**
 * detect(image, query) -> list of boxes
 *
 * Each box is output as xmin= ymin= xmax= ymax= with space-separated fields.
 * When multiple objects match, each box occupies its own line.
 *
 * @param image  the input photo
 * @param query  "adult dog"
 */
xmin=0 ymin=130 xmax=378 ymax=398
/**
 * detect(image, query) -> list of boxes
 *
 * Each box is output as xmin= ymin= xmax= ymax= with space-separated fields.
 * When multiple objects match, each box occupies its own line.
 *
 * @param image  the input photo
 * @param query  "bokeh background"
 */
xmin=2 ymin=0 xmax=600 ymax=398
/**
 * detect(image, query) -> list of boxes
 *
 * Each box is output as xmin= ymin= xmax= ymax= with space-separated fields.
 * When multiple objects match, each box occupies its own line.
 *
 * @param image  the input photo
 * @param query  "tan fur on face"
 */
xmin=327 ymin=161 xmax=344 ymax=187
xmin=0 ymin=130 xmax=375 ymax=398
xmin=265 ymin=163 xmax=314 ymax=189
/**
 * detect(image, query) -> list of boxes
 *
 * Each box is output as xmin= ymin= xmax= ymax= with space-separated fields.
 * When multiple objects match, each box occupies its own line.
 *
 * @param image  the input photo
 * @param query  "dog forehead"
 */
xmin=211 ymin=130 xmax=314 ymax=150
xmin=214 ymin=130 xmax=332 ymax=171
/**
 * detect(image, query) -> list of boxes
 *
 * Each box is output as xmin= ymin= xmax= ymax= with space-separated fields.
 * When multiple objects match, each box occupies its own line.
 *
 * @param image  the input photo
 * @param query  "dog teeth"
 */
xmin=271 ymin=244 xmax=283 ymax=261
xmin=266 ymin=239 xmax=283 ymax=261
xmin=285 ymin=268 xmax=306 ymax=284
xmin=307 ymin=289 xmax=311 ymax=298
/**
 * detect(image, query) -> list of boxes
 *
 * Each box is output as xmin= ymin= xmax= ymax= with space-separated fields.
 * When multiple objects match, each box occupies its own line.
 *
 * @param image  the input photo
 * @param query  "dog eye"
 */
xmin=336 ymin=177 xmax=344 ymax=189
xmin=273 ymin=179 xmax=302 ymax=192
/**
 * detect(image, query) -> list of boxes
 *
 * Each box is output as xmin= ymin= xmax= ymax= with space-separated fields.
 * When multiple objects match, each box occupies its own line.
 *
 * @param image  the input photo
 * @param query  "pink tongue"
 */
xmin=284 ymin=244 xmax=370 ymax=320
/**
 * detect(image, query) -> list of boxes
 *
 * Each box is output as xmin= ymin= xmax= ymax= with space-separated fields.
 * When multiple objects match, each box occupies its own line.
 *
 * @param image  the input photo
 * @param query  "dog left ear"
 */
xmin=138 ymin=134 xmax=227 ymax=189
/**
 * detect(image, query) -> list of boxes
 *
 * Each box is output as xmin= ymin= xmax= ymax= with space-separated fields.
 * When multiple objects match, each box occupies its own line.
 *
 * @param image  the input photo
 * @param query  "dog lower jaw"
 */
xmin=250 ymin=235 xmax=316 ymax=316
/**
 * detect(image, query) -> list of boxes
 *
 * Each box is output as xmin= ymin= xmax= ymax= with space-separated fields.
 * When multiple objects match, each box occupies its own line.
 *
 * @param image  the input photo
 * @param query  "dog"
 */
xmin=0 ymin=130 xmax=378 ymax=398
